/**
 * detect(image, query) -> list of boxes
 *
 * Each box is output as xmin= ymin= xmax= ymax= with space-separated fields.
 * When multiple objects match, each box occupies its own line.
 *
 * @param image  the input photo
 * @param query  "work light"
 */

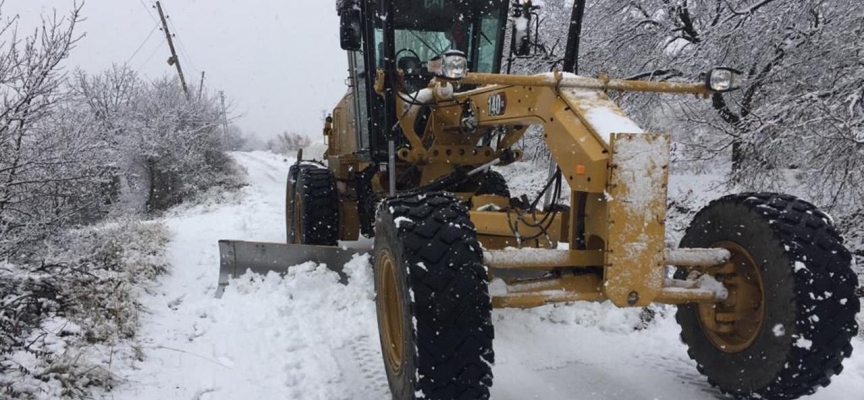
xmin=428 ymin=50 xmax=468 ymax=80
xmin=706 ymin=67 xmax=743 ymax=93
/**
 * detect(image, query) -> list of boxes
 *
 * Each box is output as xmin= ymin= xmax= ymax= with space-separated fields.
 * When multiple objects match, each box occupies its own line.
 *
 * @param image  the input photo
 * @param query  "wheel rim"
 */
xmin=376 ymin=249 xmax=405 ymax=375
xmin=697 ymin=241 xmax=766 ymax=353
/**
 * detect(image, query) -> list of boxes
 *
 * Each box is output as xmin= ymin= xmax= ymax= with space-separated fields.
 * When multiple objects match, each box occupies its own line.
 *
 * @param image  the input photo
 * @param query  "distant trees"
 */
xmin=267 ymin=131 xmax=311 ymax=155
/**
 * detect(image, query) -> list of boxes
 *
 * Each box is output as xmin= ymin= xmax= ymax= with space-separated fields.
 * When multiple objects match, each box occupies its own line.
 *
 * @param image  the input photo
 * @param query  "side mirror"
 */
xmin=339 ymin=8 xmax=362 ymax=51
xmin=705 ymin=67 xmax=743 ymax=93
xmin=510 ymin=1 xmax=540 ymax=57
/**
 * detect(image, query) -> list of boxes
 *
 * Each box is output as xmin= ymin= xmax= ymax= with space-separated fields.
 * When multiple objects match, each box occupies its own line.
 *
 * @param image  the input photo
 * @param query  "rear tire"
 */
xmin=451 ymin=170 xmax=510 ymax=198
xmin=286 ymin=164 xmax=339 ymax=245
xmin=677 ymin=193 xmax=859 ymax=399
xmin=476 ymin=170 xmax=510 ymax=197
xmin=373 ymin=193 xmax=494 ymax=400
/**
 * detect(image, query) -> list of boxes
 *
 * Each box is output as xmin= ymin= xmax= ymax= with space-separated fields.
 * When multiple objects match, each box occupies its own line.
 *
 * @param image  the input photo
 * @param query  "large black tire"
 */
xmin=476 ymin=170 xmax=510 ymax=197
xmin=373 ymin=193 xmax=494 ymax=400
xmin=286 ymin=164 xmax=339 ymax=245
xmin=677 ymin=193 xmax=860 ymax=399
xmin=451 ymin=170 xmax=510 ymax=197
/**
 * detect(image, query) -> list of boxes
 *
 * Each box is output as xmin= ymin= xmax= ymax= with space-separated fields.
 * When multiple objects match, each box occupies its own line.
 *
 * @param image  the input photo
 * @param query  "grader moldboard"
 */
xmin=218 ymin=1 xmax=860 ymax=399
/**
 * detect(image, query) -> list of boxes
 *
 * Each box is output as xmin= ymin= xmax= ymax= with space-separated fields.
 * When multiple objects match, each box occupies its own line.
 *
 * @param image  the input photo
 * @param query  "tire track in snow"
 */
xmin=333 ymin=335 xmax=390 ymax=399
xmin=231 ymin=151 xmax=288 ymax=184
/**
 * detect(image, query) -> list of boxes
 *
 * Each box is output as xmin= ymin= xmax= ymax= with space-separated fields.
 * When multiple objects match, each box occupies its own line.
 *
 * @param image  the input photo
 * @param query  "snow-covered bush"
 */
xmin=0 ymin=220 xmax=169 ymax=399
xmin=72 ymin=67 xmax=244 ymax=213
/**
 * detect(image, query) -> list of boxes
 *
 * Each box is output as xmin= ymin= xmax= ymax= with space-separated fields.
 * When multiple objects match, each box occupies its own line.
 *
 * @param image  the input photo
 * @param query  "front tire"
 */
xmin=373 ymin=193 xmax=494 ymax=400
xmin=677 ymin=193 xmax=859 ymax=399
xmin=286 ymin=164 xmax=339 ymax=245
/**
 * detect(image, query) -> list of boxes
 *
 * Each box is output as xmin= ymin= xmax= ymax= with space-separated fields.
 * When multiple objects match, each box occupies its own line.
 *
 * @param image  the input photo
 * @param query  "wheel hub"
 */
xmin=696 ymin=241 xmax=766 ymax=353
xmin=376 ymin=250 xmax=405 ymax=374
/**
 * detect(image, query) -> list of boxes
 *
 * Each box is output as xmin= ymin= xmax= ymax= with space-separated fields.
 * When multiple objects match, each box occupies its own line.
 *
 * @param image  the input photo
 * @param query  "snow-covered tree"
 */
xmin=267 ymin=131 xmax=312 ymax=155
xmin=0 ymin=3 xmax=88 ymax=261
xmin=575 ymin=0 xmax=864 ymax=211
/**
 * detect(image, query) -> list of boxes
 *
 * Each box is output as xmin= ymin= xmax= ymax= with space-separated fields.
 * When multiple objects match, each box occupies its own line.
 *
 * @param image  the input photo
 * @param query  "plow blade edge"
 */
xmin=217 ymin=240 xmax=360 ymax=298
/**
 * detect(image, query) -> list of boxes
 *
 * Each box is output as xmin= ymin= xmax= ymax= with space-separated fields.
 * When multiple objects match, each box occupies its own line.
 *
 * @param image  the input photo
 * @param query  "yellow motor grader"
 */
xmin=218 ymin=1 xmax=860 ymax=399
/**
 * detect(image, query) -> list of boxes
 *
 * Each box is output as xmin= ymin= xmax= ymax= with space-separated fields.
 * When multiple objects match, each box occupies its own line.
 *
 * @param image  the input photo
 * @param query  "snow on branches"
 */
xmin=577 ymin=0 xmax=864 ymax=212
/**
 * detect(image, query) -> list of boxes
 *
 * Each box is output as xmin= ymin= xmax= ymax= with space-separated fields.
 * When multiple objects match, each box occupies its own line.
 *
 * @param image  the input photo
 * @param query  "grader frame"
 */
xmin=325 ymin=70 xmax=729 ymax=309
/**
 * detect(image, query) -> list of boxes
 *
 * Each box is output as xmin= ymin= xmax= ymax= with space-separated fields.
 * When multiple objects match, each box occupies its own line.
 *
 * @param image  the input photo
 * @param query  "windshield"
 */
xmin=375 ymin=0 xmax=508 ymax=74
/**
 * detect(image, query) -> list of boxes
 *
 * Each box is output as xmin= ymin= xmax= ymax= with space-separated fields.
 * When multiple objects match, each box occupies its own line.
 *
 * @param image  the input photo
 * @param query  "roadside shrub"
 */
xmin=0 ymin=221 xmax=169 ymax=399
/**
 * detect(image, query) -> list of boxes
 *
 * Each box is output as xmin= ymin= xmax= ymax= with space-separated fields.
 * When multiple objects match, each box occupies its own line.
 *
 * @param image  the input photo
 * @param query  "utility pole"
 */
xmin=155 ymin=1 xmax=190 ymax=99
xmin=219 ymin=91 xmax=229 ymax=133
xmin=198 ymin=71 xmax=205 ymax=101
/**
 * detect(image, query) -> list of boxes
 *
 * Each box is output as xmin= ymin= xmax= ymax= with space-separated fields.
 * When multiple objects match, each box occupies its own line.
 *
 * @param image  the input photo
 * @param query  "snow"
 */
xmin=664 ymin=248 xmax=731 ymax=266
xmin=394 ymin=216 xmax=412 ymax=228
xmin=584 ymin=107 xmax=646 ymax=143
xmin=484 ymin=248 xmax=583 ymax=266
xmin=403 ymin=88 xmax=435 ymax=112
xmin=696 ymin=274 xmax=728 ymax=301
xmin=105 ymin=151 xmax=863 ymax=400
xmin=773 ymin=324 xmax=786 ymax=337
xmin=558 ymin=85 xmax=645 ymax=144
xmin=795 ymin=337 xmax=814 ymax=350
xmin=107 ymin=151 xmax=389 ymax=400
xmin=513 ymin=16 xmax=529 ymax=46
xmin=611 ymin=133 xmax=670 ymax=213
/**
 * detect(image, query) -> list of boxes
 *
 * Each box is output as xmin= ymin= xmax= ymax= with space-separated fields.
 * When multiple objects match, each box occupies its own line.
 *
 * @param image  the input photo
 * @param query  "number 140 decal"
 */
xmin=488 ymin=92 xmax=507 ymax=116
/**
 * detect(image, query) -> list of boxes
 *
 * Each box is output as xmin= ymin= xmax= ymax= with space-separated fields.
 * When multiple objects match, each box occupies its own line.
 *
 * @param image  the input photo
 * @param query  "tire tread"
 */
xmin=678 ymin=192 xmax=860 ymax=399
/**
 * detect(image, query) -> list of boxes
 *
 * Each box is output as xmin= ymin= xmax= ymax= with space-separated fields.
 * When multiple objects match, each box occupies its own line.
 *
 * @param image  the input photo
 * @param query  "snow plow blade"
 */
xmin=216 ymin=240 xmax=359 ymax=298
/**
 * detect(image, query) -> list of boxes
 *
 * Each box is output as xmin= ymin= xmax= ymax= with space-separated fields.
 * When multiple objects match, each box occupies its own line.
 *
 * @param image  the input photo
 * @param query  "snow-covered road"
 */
xmin=112 ymin=151 xmax=863 ymax=400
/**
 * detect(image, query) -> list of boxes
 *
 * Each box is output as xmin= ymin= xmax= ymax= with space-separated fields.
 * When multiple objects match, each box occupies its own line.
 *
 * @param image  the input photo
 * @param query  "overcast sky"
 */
xmin=5 ymin=0 xmax=348 ymax=140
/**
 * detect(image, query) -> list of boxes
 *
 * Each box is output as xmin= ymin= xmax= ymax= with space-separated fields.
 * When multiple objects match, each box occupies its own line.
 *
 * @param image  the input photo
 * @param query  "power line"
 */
xmin=126 ymin=22 xmax=161 ymax=65
xmin=138 ymin=0 xmax=160 ymax=26
xmin=135 ymin=38 xmax=166 ymax=74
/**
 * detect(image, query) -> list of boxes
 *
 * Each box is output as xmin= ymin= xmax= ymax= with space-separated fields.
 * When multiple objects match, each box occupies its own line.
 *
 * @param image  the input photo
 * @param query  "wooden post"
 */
xmin=198 ymin=71 xmax=205 ymax=101
xmin=155 ymin=1 xmax=190 ymax=99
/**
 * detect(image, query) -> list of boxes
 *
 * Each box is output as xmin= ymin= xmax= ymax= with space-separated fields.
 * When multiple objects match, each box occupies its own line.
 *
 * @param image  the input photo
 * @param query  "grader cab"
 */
xmin=218 ymin=1 xmax=860 ymax=399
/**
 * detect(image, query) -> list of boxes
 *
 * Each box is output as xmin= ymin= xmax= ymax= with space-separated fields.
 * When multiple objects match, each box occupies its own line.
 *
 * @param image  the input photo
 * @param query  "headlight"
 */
xmin=706 ymin=67 xmax=743 ymax=93
xmin=428 ymin=50 xmax=468 ymax=80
